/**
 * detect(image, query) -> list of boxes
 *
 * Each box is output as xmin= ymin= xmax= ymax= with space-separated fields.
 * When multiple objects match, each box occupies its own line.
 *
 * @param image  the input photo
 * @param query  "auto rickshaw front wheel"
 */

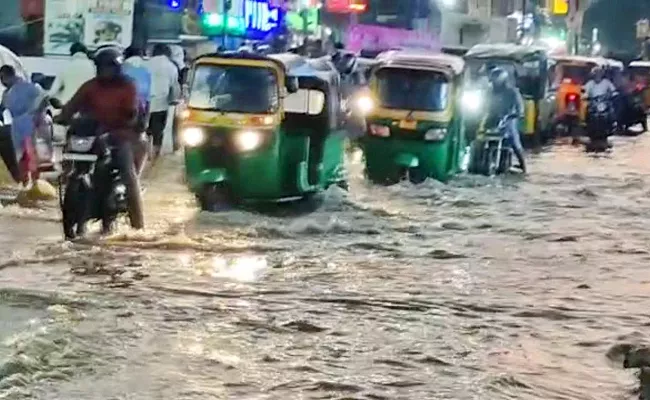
xmin=197 ymin=184 xmax=234 ymax=212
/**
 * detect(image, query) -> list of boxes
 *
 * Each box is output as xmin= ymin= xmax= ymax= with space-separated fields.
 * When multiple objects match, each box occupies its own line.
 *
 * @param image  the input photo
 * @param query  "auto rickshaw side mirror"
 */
xmin=286 ymin=77 xmax=299 ymax=94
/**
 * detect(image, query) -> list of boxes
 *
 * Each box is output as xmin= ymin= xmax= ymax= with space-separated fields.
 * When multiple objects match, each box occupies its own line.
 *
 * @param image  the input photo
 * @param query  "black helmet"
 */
xmin=94 ymin=48 xmax=123 ymax=69
xmin=489 ymin=67 xmax=508 ymax=87
xmin=336 ymin=52 xmax=358 ymax=75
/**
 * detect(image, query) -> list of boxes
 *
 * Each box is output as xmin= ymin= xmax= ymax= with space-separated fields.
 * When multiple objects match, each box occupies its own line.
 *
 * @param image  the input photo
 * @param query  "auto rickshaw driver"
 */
xmin=201 ymin=67 xmax=277 ymax=112
xmin=487 ymin=68 xmax=527 ymax=173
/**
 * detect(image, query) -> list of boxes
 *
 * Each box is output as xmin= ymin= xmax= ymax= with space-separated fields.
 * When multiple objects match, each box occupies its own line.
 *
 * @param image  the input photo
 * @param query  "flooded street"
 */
xmin=1 ymin=136 xmax=650 ymax=400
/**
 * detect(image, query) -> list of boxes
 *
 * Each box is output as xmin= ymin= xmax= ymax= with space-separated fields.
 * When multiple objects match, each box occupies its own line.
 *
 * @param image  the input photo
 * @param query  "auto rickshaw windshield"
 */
xmin=558 ymin=64 xmax=594 ymax=85
xmin=376 ymin=68 xmax=450 ymax=112
xmin=629 ymin=66 xmax=650 ymax=84
xmin=188 ymin=64 xmax=279 ymax=113
xmin=467 ymin=59 xmax=541 ymax=96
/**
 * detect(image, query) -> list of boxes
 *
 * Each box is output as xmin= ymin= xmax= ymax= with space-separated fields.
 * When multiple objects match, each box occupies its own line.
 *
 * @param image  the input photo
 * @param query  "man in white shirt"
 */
xmin=146 ymin=44 xmax=180 ymax=159
xmin=49 ymin=43 xmax=95 ymax=105
xmin=584 ymin=66 xmax=616 ymax=99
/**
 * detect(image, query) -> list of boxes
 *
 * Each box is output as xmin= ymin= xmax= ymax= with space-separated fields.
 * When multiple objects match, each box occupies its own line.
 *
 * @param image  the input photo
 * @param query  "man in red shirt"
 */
xmin=54 ymin=49 xmax=145 ymax=231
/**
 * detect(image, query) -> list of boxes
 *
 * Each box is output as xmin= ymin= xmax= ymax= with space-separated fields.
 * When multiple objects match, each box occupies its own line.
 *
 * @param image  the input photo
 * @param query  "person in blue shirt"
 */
xmin=122 ymin=46 xmax=151 ymax=137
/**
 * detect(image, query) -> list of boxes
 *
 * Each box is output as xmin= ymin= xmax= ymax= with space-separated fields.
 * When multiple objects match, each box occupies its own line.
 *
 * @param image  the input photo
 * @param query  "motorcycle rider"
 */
xmin=486 ymin=68 xmax=527 ymax=173
xmin=584 ymin=66 xmax=616 ymax=102
xmin=584 ymin=66 xmax=617 ymax=134
xmin=53 ymin=48 xmax=145 ymax=232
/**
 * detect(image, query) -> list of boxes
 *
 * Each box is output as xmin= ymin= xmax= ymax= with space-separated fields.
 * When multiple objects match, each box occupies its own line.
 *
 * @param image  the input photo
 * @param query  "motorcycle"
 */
xmin=58 ymin=118 xmax=128 ymax=239
xmin=469 ymin=114 xmax=514 ymax=176
xmin=585 ymin=95 xmax=615 ymax=152
xmin=555 ymin=92 xmax=582 ymax=139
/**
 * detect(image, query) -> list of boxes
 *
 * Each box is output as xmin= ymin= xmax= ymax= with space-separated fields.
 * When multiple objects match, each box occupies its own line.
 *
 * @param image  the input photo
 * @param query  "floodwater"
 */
xmin=1 ymin=137 xmax=649 ymax=400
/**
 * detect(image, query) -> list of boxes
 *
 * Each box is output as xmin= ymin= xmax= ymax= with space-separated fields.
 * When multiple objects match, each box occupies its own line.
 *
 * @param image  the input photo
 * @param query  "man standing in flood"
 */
xmin=146 ymin=44 xmax=180 ymax=160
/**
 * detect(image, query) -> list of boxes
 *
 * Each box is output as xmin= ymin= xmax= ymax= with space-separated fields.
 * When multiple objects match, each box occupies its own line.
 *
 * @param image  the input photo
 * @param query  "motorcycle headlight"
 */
xmin=424 ymin=128 xmax=447 ymax=141
xmin=462 ymin=90 xmax=482 ymax=113
xmin=597 ymin=102 xmax=606 ymax=112
xmin=69 ymin=136 xmax=96 ymax=152
xmin=182 ymin=127 xmax=205 ymax=147
xmin=356 ymin=96 xmax=374 ymax=115
xmin=236 ymin=130 xmax=262 ymax=152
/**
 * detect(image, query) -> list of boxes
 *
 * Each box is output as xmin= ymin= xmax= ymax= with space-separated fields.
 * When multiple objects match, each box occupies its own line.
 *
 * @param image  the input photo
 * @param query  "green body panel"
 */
xmin=362 ymin=117 xmax=466 ymax=183
xmin=185 ymin=127 xmax=346 ymax=202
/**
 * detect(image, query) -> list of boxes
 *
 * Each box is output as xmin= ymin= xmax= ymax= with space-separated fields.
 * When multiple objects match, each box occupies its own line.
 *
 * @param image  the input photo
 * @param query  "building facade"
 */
xmin=435 ymin=0 xmax=519 ymax=47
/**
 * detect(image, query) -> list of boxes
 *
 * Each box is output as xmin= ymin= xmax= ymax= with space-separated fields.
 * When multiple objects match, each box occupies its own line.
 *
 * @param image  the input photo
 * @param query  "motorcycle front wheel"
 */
xmin=481 ymin=143 xmax=499 ymax=176
xmin=62 ymin=178 xmax=91 ymax=239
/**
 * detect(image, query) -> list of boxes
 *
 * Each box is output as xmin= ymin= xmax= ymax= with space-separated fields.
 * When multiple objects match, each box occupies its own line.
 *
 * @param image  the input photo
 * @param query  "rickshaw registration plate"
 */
xmin=398 ymin=120 xmax=417 ymax=129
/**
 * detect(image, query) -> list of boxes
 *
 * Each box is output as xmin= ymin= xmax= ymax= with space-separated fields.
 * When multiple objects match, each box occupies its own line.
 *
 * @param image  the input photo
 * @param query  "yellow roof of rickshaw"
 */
xmin=375 ymin=50 xmax=465 ymax=75
xmin=629 ymin=60 xmax=650 ymax=67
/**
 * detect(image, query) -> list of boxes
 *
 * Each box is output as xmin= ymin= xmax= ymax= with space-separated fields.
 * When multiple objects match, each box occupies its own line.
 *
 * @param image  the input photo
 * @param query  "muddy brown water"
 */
xmin=0 ymin=138 xmax=649 ymax=399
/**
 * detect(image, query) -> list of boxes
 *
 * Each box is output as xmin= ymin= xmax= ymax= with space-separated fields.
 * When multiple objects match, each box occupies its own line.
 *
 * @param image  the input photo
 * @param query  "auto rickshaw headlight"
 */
xmin=182 ymin=127 xmax=205 ymax=147
xmin=424 ymin=128 xmax=447 ymax=141
xmin=236 ymin=130 xmax=262 ymax=152
xmin=356 ymin=96 xmax=374 ymax=115
xmin=461 ymin=90 xmax=482 ymax=113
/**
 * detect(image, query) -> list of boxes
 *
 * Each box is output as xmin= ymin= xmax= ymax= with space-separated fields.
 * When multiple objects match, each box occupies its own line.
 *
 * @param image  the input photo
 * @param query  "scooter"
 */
xmin=58 ymin=117 xmax=128 ymax=239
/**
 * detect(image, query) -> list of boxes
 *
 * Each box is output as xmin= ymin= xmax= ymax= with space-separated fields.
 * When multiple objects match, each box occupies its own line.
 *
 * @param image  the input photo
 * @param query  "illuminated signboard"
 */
xmin=245 ymin=0 xmax=279 ymax=32
xmin=325 ymin=0 xmax=366 ymax=13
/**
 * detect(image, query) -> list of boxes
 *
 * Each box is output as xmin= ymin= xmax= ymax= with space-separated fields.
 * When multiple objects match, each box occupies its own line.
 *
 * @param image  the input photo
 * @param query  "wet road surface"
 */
xmin=0 ymin=137 xmax=649 ymax=399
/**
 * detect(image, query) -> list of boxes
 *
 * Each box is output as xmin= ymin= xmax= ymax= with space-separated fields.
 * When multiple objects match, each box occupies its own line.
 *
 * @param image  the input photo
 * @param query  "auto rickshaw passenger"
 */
xmin=486 ymin=68 xmax=526 ymax=173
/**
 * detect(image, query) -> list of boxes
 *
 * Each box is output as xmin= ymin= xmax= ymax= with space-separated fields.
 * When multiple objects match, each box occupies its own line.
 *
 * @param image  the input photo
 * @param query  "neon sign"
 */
xmin=244 ymin=0 xmax=279 ymax=32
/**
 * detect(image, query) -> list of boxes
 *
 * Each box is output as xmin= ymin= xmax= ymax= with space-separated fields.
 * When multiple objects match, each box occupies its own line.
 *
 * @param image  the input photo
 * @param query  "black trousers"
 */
xmin=147 ymin=111 xmax=168 ymax=147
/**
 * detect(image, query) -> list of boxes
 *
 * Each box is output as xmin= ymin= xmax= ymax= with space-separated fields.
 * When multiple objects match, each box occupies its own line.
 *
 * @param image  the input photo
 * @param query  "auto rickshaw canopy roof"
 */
xmin=268 ymin=53 xmax=340 ymax=84
xmin=441 ymin=45 xmax=469 ymax=57
xmin=630 ymin=60 xmax=650 ymax=67
xmin=551 ymin=55 xmax=608 ymax=66
xmin=194 ymin=51 xmax=340 ymax=85
xmin=374 ymin=50 xmax=465 ymax=75
xmin=465 ymin=43 xmax=547 ymax=62
xmin=604 ymin=58 xmax=624 ymax=70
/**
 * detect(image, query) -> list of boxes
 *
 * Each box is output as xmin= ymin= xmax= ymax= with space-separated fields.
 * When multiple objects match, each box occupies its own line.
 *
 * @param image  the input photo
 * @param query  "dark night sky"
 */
xmin=584 ymin=0 xmax=650 ymax=54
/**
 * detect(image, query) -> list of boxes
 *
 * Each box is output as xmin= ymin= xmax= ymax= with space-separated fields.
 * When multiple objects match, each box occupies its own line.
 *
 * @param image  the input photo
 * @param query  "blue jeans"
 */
xmin=504 ymin=119 xmax=523 ymax=152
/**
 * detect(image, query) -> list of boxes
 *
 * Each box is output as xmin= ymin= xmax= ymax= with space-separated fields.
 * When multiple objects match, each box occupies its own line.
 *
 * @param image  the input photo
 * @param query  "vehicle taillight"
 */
xmin=566 ymin=93 xmax=580 ymax=112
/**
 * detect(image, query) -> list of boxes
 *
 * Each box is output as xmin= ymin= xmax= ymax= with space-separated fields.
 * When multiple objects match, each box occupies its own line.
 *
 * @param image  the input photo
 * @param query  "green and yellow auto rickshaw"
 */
xmin=465 ymin=44 xmax=554 ymax=147
xmin=359 ymin=51 xmax=469 ymax=184
xmin=179 ymin=52 xmax=348 ymax=210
